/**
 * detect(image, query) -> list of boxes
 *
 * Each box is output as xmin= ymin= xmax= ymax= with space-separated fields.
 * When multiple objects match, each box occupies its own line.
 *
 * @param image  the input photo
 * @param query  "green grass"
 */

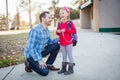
xmin=0 ymin=31 xmax=56 ymax=68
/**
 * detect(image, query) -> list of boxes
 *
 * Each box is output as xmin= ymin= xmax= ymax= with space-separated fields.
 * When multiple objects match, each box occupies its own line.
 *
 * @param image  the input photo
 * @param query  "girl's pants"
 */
xmin=60 ymin=44 xmax=74 ymax=63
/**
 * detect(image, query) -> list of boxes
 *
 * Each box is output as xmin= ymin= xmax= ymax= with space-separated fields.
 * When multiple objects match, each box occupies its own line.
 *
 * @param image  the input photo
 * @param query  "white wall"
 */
xmin=99 ymin=0 xmax=120 ymax=28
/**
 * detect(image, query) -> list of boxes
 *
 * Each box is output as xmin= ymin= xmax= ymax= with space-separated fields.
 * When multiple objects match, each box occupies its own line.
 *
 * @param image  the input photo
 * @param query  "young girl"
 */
xmin=56 ymin=6 xmax=76 ymax=75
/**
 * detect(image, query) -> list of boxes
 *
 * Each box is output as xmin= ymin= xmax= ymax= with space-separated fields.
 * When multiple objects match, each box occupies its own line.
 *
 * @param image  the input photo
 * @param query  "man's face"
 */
xmin=44 ymin=13 xmax=52 ymax=26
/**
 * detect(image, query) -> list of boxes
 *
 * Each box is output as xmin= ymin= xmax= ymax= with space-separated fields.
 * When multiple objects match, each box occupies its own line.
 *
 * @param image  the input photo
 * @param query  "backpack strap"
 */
xmin=67 ymin=20 xmax=72 ymax=30
xmin=67 ymin=20 xmax=76 ymax=33
xmin=58 ymin=20 xmax=72 ymax=30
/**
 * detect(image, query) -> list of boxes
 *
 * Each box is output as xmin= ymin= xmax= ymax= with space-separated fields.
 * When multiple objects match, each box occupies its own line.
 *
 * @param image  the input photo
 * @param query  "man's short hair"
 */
xmin=39 ymin=11 xmax=50 ymax=22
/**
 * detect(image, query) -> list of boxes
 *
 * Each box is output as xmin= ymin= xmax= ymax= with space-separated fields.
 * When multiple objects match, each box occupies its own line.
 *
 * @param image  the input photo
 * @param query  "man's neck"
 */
xmin=41 ymin=23 xmax=47 ymax=29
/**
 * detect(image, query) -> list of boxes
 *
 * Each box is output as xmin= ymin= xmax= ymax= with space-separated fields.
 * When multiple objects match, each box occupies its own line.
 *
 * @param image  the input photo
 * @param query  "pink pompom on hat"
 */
xmin=63 ymin=6 xmax=70 ymax=13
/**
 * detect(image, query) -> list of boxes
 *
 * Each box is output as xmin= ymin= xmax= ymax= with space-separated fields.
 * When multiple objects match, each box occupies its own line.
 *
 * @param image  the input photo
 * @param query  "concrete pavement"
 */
xmin=0 ymin=29 xmax=120 ymax=80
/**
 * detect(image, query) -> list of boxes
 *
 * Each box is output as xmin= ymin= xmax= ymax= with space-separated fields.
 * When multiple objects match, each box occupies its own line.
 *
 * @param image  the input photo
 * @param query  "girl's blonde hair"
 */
xmin=60 ymin=6 xmax=70 ymax=19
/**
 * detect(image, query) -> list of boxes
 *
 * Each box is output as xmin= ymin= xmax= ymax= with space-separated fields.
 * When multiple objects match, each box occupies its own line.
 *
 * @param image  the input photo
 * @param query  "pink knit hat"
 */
xmin=63 ymin=6 xmax=70 ymax=13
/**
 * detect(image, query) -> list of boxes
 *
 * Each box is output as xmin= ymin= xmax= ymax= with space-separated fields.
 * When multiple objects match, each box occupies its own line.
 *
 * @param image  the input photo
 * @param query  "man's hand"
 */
xmin=38 ymin=61 xmax=47 ymax=69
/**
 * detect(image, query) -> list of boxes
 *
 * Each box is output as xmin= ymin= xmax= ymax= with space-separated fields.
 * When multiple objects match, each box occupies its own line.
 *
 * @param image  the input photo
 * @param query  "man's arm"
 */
xmin=47 ymin=29 xmax=59 ymax=44
xmin=47 ymin=37 xmax=59 ymax=44
xmin=28 ymin=30 xmax=43 ymax=62
xmin=28 ymin=29 xmax=47 ymax=68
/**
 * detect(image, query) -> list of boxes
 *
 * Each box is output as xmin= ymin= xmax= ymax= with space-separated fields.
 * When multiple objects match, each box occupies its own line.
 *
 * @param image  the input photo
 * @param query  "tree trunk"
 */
xmin=6 ymin=0 xmax=9 ymax=30
xmin=29 ymin=0 xmax=32 ymax=28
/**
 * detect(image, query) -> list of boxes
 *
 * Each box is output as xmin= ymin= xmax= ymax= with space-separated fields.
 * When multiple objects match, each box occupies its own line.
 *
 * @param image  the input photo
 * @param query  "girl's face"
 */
xmin=59 ymin=9 xmax=69 ymax=21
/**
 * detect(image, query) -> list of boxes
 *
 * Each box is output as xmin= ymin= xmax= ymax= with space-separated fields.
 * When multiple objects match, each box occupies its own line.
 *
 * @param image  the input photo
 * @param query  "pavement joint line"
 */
xmin=2 ymin=66 xmax=15 ymax=80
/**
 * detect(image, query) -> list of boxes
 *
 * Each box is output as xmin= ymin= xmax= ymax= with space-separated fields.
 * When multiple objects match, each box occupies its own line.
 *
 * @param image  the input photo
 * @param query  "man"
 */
xmin=24 ymin=11 xmax=60 ymax=76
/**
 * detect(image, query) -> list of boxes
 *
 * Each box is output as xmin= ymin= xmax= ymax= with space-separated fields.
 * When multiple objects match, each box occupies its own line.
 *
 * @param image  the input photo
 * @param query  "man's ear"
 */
xmin=42 ymin=17 xmax=45 ymax=22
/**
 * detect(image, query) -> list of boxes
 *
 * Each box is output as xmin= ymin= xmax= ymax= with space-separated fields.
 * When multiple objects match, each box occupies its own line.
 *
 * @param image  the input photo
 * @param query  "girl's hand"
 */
xmin=61 ymin=29 xmax=65 ymax=32
xmin=57 ymin=30 xmax=62 ymax=33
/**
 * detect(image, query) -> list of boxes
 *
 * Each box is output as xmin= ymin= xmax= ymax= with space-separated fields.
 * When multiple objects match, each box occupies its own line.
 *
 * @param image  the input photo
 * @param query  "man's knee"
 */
xmin=54 ymin=43 xmax=60 ymax=50
xmin=38 ymin=69 xmax=49 ymax=76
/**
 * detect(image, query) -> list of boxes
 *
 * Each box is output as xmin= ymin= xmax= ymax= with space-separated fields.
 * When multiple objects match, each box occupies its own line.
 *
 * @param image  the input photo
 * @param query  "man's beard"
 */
xmin=46 ymin=21 xmax=51 ymax=26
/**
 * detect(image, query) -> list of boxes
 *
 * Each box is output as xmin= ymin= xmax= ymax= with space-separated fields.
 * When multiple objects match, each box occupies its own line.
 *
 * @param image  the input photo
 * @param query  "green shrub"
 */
xmin=70 ymin=8 xmax=80 ymax=20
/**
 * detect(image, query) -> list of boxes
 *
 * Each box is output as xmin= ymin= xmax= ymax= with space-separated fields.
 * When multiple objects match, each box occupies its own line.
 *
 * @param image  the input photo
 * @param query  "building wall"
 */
xmin=79 ymin=0 xmax=99 ymax=32
xmin=90 ymin=5 xmax=93 ymax=30
xmin=80 ymin=6 xmax=91 ymax=29
xmin=93 ymin=0 xmax=99 ymax=32
xmin=79 ymin=0 xmax=120 ymax=32
xmin=99 ymin=0 xmax=120 ymax=29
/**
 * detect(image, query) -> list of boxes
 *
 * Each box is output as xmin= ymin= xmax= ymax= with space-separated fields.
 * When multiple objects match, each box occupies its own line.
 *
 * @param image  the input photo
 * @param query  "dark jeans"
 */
xmin=27 ymin=43 xmax=60 ymax=76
